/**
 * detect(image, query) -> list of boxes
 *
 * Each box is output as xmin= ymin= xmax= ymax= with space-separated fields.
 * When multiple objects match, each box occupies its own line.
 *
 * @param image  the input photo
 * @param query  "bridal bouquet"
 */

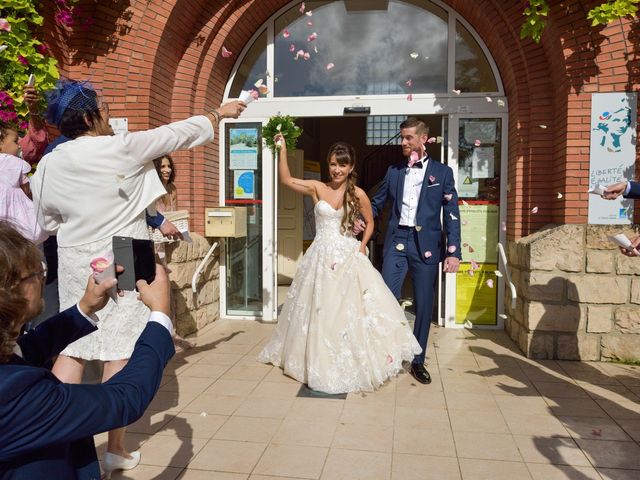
xmin=263 ymin=115 xmax=302 ymax=155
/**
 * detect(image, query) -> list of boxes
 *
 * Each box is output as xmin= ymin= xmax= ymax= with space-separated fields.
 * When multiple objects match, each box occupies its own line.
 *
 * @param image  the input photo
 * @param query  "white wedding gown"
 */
xmin=258 ymin=200 xmax=422 ymax=394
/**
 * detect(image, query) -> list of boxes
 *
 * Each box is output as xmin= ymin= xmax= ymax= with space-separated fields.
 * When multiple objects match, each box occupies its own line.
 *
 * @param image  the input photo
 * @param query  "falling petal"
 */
xmin=406 ymin=79 xmax=412 ymax=87
xmin=306 ymin=10 xmax=313 ymax=16
xmin=501 ymin=221 xmax=507 ymax=232
xmin=592 ymin=428 xmax=602 ymax=436
xmin=424 ymin=251 xmax=432 ymax=258
xmin=462 ymin=199 xmax=469 ymax=206
xmin=313 ymin=45 xmax=318 ymax=54
xmin=326 ymin=63 xmax=335 ymax=70
xmin=448 ymin=246 xmax=457 ymax=253
xmin=282 ymin=29 xmax=290 ymax=38
xmin=307 ymin=20 xmax=313 ymax=26
xmin=450 ymin=212 xmax=458 ymax=220
xmin=538 ymin=124 xmax=548 ymax=129
xmin=427 ymin=137 xmax=436 ymax=143
xmin=396 ymin=243 xmax=405 ymax=251
xmin=468 ymin=269 xmax=475 ymax=277
xmin=474 ymin=139 xmax=481 ymax=147
xmin=200 ymin=411 xmax=208 ymax=417
xmin=386 ymin=354 xmax=393 ymax=364
xmin=299 ymin=2 xmax=305 ymax=14
xmin=406 ymin=94 xmax=413 ymax=101
xmin=494 ymin=270 xmax=503 ymax=277
xmin=485 ymin=96 xmax=493 ymax=102
xmin=471 ymin=260 xmax=479 ymax=270
xmin=296 ymin=49 xmax=305 ymax=60
xmin=469 ymin=246 xmax=475 ymax=253
xmin=254 ymin=78 xmax=263 ymax=88
xmin=415 ymin=226 xmax=422 ymax=232
xmin=486 ymin=279 xmax=494 ymax=288
xmin=289 ymin=44 xmax=295 ymax=52
xmin=557 ymin=192 xmax=563 ymax=199
xmin=410 ymin=151 xmax=420 ymax=162
xmin=444 ymin=193 xmax=453 ymax=202
xmin=410 ymin=52 xmax=419 ymax=59
xmin=276 ymin=124 xmax=282 ymax=131
xmin=303 ymin=52 xmax=310 ymax=60
xmin=436 ymin=136 xmax=443 ymax=143
xmin=462 ymin=220 xmax=468 ymax=225
xmin=452 ymin=89 xmax=461 ymax=95
xmin=0 ymin=45 xmax=7 ymax=53
xmin=497 ymin=99 xmax=505 ymax=107
xmin=531 ymin=206 xmax=539 ymax=214
xmin=221 ymin=46 xmax=233 ymax=58
xmin=498 ymin=314 xmax=507 ymax=319
xmin=307 ymin=32 xmax=318 ymax=42
xmin=463 ymin=243 xmax=469 ymax=248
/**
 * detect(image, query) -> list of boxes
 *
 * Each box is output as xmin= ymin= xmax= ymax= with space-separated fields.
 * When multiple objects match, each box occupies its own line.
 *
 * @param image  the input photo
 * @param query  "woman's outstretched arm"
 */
xmin=275 ymin=133 xmax=322 ymax=201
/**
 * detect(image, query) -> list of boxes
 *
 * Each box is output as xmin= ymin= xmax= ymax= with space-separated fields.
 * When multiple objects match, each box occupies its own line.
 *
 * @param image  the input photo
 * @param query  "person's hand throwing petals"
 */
xmin=218 ymin=100 xmax=246 ymax=119
xmin=620 ymin=235 xmax=640 ymax=257
xmin=602 ymin=181 xmax=627 ymax=200
xmin=79 ymin=265 xmax=124 ymax=316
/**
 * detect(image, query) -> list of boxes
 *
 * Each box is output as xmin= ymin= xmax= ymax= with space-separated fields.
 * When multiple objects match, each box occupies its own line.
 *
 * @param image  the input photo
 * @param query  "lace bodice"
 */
xmin=313 ymin=199 xmax=359 ymax=249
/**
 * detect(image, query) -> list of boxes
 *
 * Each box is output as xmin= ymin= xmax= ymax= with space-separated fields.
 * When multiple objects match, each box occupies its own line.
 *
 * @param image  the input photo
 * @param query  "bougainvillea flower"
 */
xmin=221 ymin=46 xmax=233 ymax=58
xmin=307 ymin=32 xmax=318 ymax=41
xmin=19 ymin=121 xmax=28 ymax=130
xmin=36 ymin=43 xmax=48 ymax=55
xmin=326 ymin=63 xmax=335 ymax=70
xmin=282 ymin=29 xmax=290 ymax=38
xmin=17 ymin=54 xmax=28 ymax=66
xmin=0 ymin=19 xmax=11 ymax=32
xmin=410 ymin=151 xmax=419 ymax=163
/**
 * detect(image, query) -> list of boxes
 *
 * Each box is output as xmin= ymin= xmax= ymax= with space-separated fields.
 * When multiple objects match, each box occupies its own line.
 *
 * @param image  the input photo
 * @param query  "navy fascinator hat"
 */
xmin=45 ymin=79 xmax=99 ymax=127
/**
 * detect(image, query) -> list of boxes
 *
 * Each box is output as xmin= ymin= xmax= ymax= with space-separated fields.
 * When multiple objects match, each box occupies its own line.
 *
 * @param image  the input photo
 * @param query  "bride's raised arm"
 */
xmin=274 ymin=133 xmax=322 ymax=200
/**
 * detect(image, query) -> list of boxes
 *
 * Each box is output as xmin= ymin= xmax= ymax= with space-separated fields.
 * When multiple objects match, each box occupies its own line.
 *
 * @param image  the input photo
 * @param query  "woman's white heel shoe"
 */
xmin=102 ymin=451 xmax=141 ymax=479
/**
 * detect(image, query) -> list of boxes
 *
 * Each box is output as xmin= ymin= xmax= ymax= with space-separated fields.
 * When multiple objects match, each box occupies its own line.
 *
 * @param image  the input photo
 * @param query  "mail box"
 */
xmin=205 ymin=207 xmax=247 ymax=238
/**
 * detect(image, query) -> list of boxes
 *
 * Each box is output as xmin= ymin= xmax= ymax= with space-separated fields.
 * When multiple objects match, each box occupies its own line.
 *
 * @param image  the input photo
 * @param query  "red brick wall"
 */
xmin=42 ymin=0 xmax=640 ymax=238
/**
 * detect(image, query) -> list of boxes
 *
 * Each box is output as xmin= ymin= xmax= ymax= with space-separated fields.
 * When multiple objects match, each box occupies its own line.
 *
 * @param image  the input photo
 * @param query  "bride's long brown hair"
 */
xmin=327 ymin=142 xmax=361 ymax=235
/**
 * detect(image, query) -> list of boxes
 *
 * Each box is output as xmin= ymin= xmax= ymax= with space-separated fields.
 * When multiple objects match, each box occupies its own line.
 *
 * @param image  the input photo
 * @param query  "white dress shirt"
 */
xmin=399 ymin=156 xmax=428 ymax=227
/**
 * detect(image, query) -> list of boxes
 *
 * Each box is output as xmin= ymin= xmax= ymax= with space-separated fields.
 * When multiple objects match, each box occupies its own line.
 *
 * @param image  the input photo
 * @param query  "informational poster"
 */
xmin=471 ymin=147 xmax=495 ymax=179
xmin=459 ymin=203 xmax=499 ymax=263
xmin=456 ymin=263 xmax=497 ymax=325
xmin=303 ymin=160 xmax=321 ymax=248
xmin=230 ymin=128 xmax=259 ymax=170
xmin=234 ymin=170 xmax=254 ymax=199
xmin=108 ymin=117 xmax=128 ymax=134
xmin=588 ymin=92 xmax=637 ymax=224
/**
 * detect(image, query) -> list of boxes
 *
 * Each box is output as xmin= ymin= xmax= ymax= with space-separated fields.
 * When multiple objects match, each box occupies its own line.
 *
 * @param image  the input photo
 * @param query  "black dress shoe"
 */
xmin=409 ymin=363 xmax=431 ymax=384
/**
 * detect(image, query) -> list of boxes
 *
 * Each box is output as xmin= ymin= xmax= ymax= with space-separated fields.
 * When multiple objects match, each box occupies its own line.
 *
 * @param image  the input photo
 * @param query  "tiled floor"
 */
xmin=97 ymin=320 xmax=640 ymax=479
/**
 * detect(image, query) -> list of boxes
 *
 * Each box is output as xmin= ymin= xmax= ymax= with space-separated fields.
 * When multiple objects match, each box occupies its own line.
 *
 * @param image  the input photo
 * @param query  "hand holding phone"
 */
xmin=112 ymin=236 xmax=156 ymax=290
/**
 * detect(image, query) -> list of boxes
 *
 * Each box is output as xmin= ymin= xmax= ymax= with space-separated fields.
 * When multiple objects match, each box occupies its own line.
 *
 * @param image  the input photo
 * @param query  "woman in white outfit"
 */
xmin=31 ymin=79 xmax=245 ymax=477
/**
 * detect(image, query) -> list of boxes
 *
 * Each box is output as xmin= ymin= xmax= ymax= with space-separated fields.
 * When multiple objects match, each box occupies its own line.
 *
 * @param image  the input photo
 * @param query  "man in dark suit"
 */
xmin=370 ymin=117 xmax=462 ymax=384
xmin=0 ymin=222 xmax=175 ymax=480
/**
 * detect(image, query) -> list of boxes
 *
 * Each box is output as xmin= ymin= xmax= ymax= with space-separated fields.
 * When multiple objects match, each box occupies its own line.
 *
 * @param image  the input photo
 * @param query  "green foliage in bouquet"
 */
xmin=263 ymin=115 xmax=302 ymax=155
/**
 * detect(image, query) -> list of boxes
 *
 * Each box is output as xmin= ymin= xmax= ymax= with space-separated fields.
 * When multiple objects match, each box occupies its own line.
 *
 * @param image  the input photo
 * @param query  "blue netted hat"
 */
xmin=45 ymin=79 xmax=100 ymax=127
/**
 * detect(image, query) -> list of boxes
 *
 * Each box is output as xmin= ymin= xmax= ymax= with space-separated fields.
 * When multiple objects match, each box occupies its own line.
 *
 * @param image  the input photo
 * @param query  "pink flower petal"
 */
xmin=444 ymin=193 xmax=453 ymax=201
xmin=531 ymin=206 xmax=539 ymax=214
xmin=0 ymin=19 xmax=10 ymax=32
xmin=250 ymin=90 xmax=259 ymax=99
xmin=282 ymin=29 xmax=290 ymax=38
xmin=501 ymin=221 xmax=507 ymax=231
xmin=452 ymin=89 xmax=461 ymax=95
xmin=406 ymin=79 xmax=412 ymax=87
xmin=468 ymin=246 xmax=475 ymax=253
xmin=307 ymin=32 xmax=318 ymax=42
xmin=557 ymin=192 xmax=563 ymax=199
xmin=468 ymin=269 xmax=475 ymax=277
xmin=471 ymin=260 xmax=479 ymax=270
xmin=326 ymin=63 xmax=335 ymax=70
xmin=303 ymin=52 xmax=310 ymax=60
xmin=299 ymin=2 xmax=305 ymax=14
xmin=410 ymin=151 xmax=420 ymax=162
xmin=427 ymin=137 xmax=436 ymax=143
xmin=221 ymin=46 xmax=233 ymax=58
xmin=448 ymin=246 xmax=457 ymax=253
xmin=289 ymin=43 xmax=296 ymax=52
xmin=485 ymin=96 xmax=492 ymax=102
xmin=592 ymin=428 xmax=602 ymax=436
xmin=307 ymin=20 xmax=313 ymax=26
xmin=406 ymin=94 xmax=413 ymax=101
xmin=424 ymin=251 xmax=432 ymax=258
xmin=486 ymin=279 xmax=494 ymax=288
xmin=386 ymin=354 xmax=393 ymax=364
xmin=305 ymin=10 xmax=313 ymax=16
xmin=474 ymin=139 xmax=481 ymax=147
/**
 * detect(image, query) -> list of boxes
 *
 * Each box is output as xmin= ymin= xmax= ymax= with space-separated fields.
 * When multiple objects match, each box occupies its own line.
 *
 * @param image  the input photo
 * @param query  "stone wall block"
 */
xmin=567 ymin=276 xmax=627 ymax=304
xmin=586 ymin=250 xmax=613 ymax=273
xmin=526 ymin=303 xmax=580 ymax=332
xmin=523 ymin=272 xmax=566 ymax=302
xmin=517 ymin=225 xmax=584 ymax=272
xmin=587 ymin=305 xmax=612 ymax=333
xmin=616 ymin=254 xmax=640 ymax=275
xmin=524 ymin=332 xmax=555 ymax=359
xmin=601 ymin=336 xmax=640 ymax=361
xmin=632 ymin=278 xmax=640 ymax=304
xmin=586 ymin=225 xmax=638 ymax=249
xmin=556 ymin=334 xmax=599 ymax=361
xmin=168 ymin=260 xmax=198 ymax=289
xmin=614 ymin=307 xmax=640 ymax=334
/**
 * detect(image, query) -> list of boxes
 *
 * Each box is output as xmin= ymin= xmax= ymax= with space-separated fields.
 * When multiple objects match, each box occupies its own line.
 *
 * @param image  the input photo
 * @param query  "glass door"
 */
xmin=220 ymin=120 xmax=277 ymax=320
xmin=446 ymin=114 xmax=507 ymax=328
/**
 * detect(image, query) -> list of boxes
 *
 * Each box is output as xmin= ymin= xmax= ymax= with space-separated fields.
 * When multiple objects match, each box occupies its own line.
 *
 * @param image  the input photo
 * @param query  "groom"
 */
xmin=369 ymin=117 xmax=461 ymax=384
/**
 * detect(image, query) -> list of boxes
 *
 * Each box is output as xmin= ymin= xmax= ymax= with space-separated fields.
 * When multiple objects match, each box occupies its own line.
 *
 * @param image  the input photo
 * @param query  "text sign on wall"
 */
xmin=588 ymin=92 xmax=637 ymax=224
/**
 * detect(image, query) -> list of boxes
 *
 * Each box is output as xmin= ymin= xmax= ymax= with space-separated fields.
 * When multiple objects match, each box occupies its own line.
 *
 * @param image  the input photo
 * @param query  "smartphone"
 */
xmin=112 ymin=236 xmax=156 ymax=290
xmin=26 ymin=74 xmax=35 ymax=87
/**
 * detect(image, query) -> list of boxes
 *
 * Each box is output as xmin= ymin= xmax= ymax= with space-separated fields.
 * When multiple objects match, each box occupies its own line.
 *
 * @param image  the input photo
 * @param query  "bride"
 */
xmin=258 ymin=134 xmax=421 ymax=394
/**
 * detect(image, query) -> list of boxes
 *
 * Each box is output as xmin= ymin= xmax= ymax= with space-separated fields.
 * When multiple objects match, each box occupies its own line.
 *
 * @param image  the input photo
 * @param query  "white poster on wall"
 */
xmin=588 ymin=92 xmax=637 ymax=224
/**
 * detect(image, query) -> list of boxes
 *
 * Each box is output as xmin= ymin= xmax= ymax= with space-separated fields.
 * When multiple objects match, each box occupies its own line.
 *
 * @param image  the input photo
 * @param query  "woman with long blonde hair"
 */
xmin=258 ymin=135 xmax=421 ymax=394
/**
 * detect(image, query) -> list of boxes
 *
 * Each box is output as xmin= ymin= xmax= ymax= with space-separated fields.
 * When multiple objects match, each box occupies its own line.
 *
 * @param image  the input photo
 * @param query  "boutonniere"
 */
xmin=428 ymin=175 xmax=436 ymax=184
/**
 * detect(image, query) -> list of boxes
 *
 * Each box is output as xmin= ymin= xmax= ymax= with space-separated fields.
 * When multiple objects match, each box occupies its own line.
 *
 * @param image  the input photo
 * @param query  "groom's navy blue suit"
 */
xmin=371 ymin=156 xmax=461 ymax=365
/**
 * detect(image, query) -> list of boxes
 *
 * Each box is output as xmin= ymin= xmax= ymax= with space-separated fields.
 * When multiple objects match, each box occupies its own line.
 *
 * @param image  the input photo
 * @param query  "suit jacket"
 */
xmin=625 ymin=181 xmax=640 ymax=199
xmin=371 ymin=158 xmax=462 ymax=262
xmin=0 ymin=306 xmax=174 ymax=480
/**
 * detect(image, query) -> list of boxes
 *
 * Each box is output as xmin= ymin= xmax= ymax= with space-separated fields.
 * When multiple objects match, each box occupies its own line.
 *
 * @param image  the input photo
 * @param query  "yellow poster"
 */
xmin=456 ymin=263 xmax=498 ymax=325
xmin=459 ymin=204 xmax=499 ymax=263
